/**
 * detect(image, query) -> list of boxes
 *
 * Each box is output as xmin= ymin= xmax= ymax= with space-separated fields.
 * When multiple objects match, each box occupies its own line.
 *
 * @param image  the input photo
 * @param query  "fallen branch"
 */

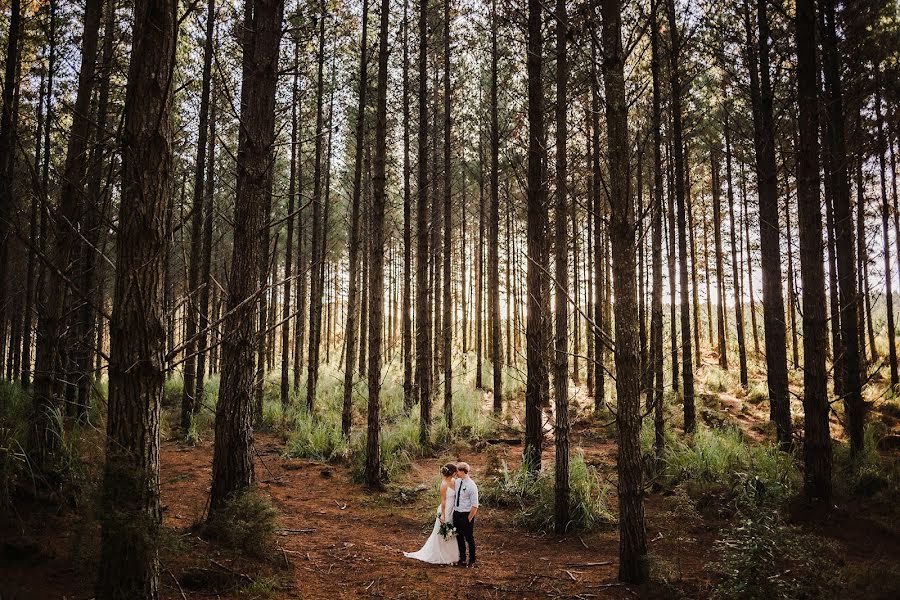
xmin=565 ymin=561 xmax=614 ymax=568
xmin=166 ymin=568 xmax=187 ymax=600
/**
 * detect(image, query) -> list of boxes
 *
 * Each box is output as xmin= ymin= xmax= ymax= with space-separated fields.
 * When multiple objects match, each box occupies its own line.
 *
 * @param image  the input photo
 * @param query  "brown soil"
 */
xmin=2 ymin=384 xmax=898 ymax=599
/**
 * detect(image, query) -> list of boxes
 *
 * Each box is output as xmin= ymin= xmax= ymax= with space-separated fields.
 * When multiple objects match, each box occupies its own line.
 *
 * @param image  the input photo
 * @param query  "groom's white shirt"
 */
xmin=454 ymin=475 xmax=479 ymax=512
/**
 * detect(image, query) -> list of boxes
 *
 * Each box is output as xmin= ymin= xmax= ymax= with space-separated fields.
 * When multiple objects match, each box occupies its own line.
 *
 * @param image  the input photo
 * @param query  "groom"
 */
xmin=452 ymin=462 xmax=479 ymax=568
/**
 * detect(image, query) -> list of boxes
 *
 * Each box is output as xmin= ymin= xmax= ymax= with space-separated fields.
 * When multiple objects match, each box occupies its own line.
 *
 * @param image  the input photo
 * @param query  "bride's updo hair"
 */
xmin=440 ymin=463 xmax=458 ymax=477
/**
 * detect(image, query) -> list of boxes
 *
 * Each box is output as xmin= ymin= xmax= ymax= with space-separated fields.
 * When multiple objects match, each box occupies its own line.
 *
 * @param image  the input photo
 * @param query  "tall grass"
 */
xmin=662 ymin=425 xmax=799 ymax=509
xmin=0 ymin=380 xmax=30 ymax=506
xmin=481 ymin=453 xmax=615 ymax=533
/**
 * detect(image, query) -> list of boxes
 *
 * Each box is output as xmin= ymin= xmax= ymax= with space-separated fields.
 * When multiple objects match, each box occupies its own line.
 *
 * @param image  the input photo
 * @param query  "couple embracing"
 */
xmin=404 ymin=462 xmax=479 ymax=567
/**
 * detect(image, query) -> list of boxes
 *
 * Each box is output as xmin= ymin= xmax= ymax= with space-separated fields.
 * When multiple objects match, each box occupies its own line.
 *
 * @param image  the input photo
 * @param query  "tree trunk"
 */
xmin=553 ymin=0 xmax=569 ymax=534
xmin=724 ymin=114 xmax=748 ymax=386
xmin=600 ymin=0 xmax=648 ymax=582
xmin=305 ymin=0 xmax=328 ymax=413
xmin=365 ymin=0 xmax=390 ymax=487
xmin=649 ymin=0 xmax=665 ymax=460
xmin=181 ymin=0 xmax=216 ymax=433
xmin=195 ymin=77 xmax=217 ymax=411
xmin=33 ymin=0 xmax=102 ymax=451
xmin=401 ymin=0 xmax=413 ymax=411
xmin=281 ymin=31 xmax=299 ymax=409
xmin=209 ymin=0 xmax=284 ymax=511
xmin=591 ymin=35 xmax=606 ymax=409
xmin=712 ymin=147 xmax=728 ymax=369
xmin=524 ymin=0 xmax=548 ymax=472
xmin=489 ymin=0 xmax=502 ymax=412
xmin=794 ymin=0 xmax=832 ymax=501
xmin=442 ymin=0 xmax=453 ymax=428
xmin=821 ymin=0 xmax=864 ymax=453
xmin=0 ymin=0 xmax=22 ymax=376
xmin=416 ymin=0 xmax=433 ymax=445
xmin=95 ymin=0 xmax=176 ymax=595
xmin=878 ymin=71 xmax=899 ymax=388
xmin=667 ymin=145 xmax=679 ymax=391
xmin=341 ymin=0 xmax=370 ymax=435
xmin=666 ymin=0 xmax=695 ymax=432
xmin=746 ymin=0 xmax=790 ymax=447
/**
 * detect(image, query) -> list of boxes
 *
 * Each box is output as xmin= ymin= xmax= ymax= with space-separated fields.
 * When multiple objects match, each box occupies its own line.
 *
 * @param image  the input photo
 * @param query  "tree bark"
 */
xmin=553 ymin=0 xmax=569 ymax=534
xmin=666 ymin=0 xmax=695 ymax=432
xmin=416 ymin=0 xmax=433 ymax=445
xmin=877 ymin=70 xmax=899 ymax=388
xmin=821 ymin=0 xmax=863 ymax=453
xmin=746 ymin=0 xmax=790 ymax=447
xmin=95 ymin=0 xmax=177 ymax=596
xmin=181 ymin=0 xmax=216 ymax=433
xmin=341 ymin=0 xmax=370 ymax=435
xmin=209 ymin=0 xmax=284 ymax=511
xmin=365 ymin=0 xmax=390 ymax=487
xmin=524 ymin=0 xmax=548 ymax=472
xmin=489 ymin=0 xmax=502 ymax=412
xmin=305 ymin=0 xmax=328 ymax=413
xmin=794 ymin=0 xmax=832 ymax=501
xmin=442 ymin=0 xmax=453 ymax=429
xmin=600 ymin=0 xmax=648 ymax=582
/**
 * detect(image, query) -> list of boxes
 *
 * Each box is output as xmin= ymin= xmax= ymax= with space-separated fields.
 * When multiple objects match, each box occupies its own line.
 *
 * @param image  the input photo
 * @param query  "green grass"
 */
xmin=662 ymin=425 xmax=800 ymax=511
xmin=0 ymin=380 xmax=30 ymax=506
xmin=481 ymin=453 xmax=615 ymax=533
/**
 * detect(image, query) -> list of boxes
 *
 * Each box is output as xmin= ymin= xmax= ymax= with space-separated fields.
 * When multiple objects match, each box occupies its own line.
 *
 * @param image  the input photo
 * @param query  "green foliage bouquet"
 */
xmin=438 ymin=521 xmax=457 ymax=540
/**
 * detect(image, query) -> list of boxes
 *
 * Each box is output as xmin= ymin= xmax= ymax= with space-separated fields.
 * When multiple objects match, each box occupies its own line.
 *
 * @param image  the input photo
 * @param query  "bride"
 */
xmin=403 ymin=463 xmax=461 ymax=564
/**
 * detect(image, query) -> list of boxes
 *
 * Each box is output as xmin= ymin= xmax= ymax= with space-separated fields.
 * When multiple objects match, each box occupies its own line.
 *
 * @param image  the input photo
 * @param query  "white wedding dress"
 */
xmin=403 ymin=480 xmax=460 ymax=564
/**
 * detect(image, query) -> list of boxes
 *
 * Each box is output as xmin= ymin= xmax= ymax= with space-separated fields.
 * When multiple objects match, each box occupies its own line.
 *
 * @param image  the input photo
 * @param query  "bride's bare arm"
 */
xmin=439 ymin=481 xmax=448 ymax=522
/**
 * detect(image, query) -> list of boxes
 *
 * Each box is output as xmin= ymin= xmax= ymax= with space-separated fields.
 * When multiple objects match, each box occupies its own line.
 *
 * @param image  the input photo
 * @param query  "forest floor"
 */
xmin=3 ymin=355 xmax=900 ymax=599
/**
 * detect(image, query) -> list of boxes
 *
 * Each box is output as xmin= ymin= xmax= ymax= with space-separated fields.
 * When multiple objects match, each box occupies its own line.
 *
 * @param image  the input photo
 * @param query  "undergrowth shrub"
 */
xmin=481 ymin=453 xmax=615 ymax=533
xmin=0 ymin=380 xmax=30 ymax=507
xmin=834 ymin=425 xmax=899 ymax=502
xmin=284 ymin=410 xmax=348 ymax=463
xmin=204 ymin=487 xmax=277 ymax=557
xmin=710 ymin=508 xmax=836 ymax=599
xmin=663 ymin=425 xmax=799 ymax=515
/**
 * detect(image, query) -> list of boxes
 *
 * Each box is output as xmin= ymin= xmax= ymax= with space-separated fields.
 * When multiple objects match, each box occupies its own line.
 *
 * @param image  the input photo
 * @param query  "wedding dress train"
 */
xmin=403 ymin=481 xmax=460 ymax=564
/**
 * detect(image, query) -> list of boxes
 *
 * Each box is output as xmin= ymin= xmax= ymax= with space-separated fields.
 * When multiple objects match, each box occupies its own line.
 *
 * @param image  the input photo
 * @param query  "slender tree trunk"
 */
xmin=305 ymin=0 xmax=327 ymax=413
xmin=281 ymin=32 xmax=299 ymax=409
xmin=712 ymin=148 xmax=728 ymax=369
xmin=524 ymin=0 xmax=548 ymax=471
xmin=489 ymin=0 xmax=502 ymax=412
xmin=741 ymin=161 xmax=760 ymax=354
xmin=794 ymin=0 xmax=831 ymax=501
xmin=667 ymin=0 xmax=695 ymax=432
xmin=476 ymin=127 xmax=484 ymax=389
xmin=724 ymin=114 xmax=748 ymax=386
xmin=210 ymin=0 xmax=284 ymax=511
xmin=881 ymin=86 xmax=900 ymax=388
xmin=365 ymin=0 xmax=390 ymax=487
xmin=667 ymin=146 xmax=679 ymax=391
xmin=649 ymin=0 xmax=665 ymax=460
xmin=181 ymin=0 xmax=216 ymax=433
xmin=746 ymin=0 xmax=790 ymax=446
xmin=821 ymin=0 xmax=863 ymax=453
xmin=0 ymin=0 xmax=22 ymax=373
xmin=591 ymin=37 xmax=606 ymax=409
xmin=33 ymin=0 xmax=102 ymax=449
xmin=21 ymin=66 xmax=44 ymax=389
xmin=416 ymin=0 xmax=433 ymax=445
xmin=96 ymin=0 xmax=177 ymax=595
xmin=442 ymin=0 xmax=453 ymax=428
xmin=341 ymin=0 xmax=370 ymax=435
xmin=601 ymin=0 xmax=648 ymax=582
xmin=195 ymin=77 xmax=217 ymax=410
xmin=553 ymin=0 xmax=569 ymax=534
xmin=401 ymin=0 xmax=413 ymax=411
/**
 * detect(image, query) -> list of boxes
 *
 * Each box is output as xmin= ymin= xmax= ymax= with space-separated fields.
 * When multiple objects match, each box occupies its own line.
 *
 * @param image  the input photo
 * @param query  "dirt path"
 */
xmin=154 ymin=433 xmax=709 ymax=599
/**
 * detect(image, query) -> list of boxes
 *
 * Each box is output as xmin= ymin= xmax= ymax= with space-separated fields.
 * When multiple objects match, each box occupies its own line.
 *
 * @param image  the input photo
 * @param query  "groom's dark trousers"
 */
xmin=453 ymin=511 xmax=476 ymax=564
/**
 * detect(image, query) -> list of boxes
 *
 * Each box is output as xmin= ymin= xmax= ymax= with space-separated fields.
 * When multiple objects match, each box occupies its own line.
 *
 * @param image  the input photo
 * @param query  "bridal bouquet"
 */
xmin=438 ymin=522 xmax=457 ymax=540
